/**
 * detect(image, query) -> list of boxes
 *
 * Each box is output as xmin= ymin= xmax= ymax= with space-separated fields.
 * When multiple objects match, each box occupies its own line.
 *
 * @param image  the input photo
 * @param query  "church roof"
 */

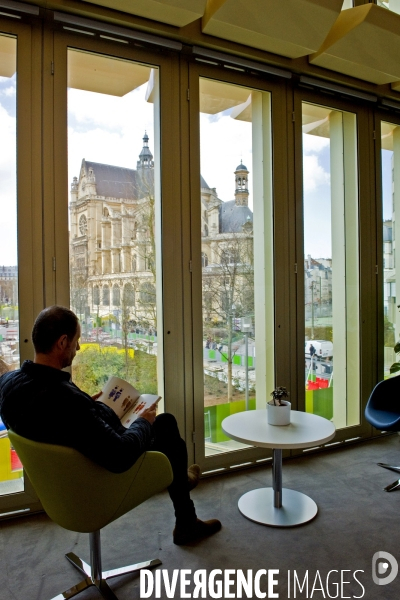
xmin=200 ymin=174 xmax=211 ymax=189
xmin=219 ymin=200 xmax=253 ymax=233
xmin=82 ymin=160 xmax=210 ymax=200
xmin=83 ymin=161 xmax=141 ymax=199
xmin=235 ymin=161 xmax=248 ymax=172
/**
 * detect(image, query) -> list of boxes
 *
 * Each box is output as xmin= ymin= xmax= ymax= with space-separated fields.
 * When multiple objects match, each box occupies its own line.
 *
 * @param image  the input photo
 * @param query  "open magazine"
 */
xmin=98 ymin=376 xmax=161 ymax=428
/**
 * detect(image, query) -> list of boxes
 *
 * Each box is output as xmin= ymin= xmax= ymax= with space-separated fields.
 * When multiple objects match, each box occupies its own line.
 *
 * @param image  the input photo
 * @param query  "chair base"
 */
xmin=378 ymin=463 xmax=400 ymax=492
xmin=384 ymin=479 xmax=400 ymax=492
xmin=50 ymin=552 xmax=161 ymax=600
xmin=378 ymin=462 xmax=400 ymax=474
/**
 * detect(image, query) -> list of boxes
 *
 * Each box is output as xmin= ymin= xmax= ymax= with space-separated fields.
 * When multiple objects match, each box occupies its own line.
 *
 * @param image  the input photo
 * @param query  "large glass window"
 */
xmin=381 ymin=121 xmax=399 ymax=376
xmin=199 ymin=78 xmax=274 ymax=455
xmin=302 ymin=102 xmax=359 ymax=428
xmin=377 ymin=1 xmax=400 ymax=15
xmin=0 ymin=34 xmax=23 ymax=494
xmin=341 ymin=0 xmax=353 ymax=9
xmin=67 ymin=49 xmax=162 ymax=403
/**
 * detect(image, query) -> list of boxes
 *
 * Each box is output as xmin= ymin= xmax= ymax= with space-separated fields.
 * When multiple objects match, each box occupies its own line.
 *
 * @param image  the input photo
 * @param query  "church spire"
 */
xmin=234 ymin=161 xmax=249 ymax=206
xmin=137 ymin=131 xmax=154 ymax=170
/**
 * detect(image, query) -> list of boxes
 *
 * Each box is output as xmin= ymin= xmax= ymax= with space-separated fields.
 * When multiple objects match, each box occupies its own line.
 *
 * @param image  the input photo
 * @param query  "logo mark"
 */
xmin=372 ymin=551 xmax=398 ymax=585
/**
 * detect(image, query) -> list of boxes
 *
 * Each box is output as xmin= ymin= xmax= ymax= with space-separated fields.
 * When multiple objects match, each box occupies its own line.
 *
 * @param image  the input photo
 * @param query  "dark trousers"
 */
xmin=151 ymin=413 xmax=196 ymax=525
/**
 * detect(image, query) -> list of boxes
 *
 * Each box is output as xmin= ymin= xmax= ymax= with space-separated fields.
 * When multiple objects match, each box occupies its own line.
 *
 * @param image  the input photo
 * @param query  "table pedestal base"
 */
xmin=238 ymin=488 xmax=318 ymax=527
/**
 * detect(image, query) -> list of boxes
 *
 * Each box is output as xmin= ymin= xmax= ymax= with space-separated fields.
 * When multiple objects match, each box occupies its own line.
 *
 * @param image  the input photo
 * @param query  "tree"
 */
xmin=73 ymin=344 xmax=157 ymax=396
xmin=70 ymin=264 xmax=89 ymax=337
xmin=202 ymin=232 xmax=254 ymax=402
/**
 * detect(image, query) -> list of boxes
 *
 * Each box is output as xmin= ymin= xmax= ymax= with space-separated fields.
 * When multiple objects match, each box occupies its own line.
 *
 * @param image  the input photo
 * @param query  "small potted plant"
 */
xmin=267 ymin=386 xmax=291 ymax=425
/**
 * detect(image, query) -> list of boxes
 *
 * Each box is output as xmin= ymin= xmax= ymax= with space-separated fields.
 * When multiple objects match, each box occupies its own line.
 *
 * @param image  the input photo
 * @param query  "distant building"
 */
xmin=304 ymin=254 xmax=332 ymax=309
xmin=383 ymin=219 xmax=395 ymax=322
xmin=201 ymin=162 xmax=254 ymax=323
xmin=0 ymin=266 xmax=18 ymax=305
xmin=201 ymin=161 xmax=253 ymax=263
xmin=383 ymin=152 xmax=396 ymax=327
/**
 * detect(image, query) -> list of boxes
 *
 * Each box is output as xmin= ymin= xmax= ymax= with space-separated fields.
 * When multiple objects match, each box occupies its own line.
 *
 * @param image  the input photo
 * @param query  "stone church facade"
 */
xmin=69 ymin=134 xmax=254 ymax=328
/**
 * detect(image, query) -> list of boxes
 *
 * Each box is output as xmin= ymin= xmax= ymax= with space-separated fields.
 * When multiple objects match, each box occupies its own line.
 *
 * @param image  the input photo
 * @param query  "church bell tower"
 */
xmin=234 ymin=161 xmax=249 ymax=206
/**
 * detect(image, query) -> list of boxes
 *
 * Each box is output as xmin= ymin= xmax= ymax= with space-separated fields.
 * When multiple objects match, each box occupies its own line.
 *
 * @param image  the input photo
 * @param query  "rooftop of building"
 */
xmin=219 ymin=200 xmax=253 ymax=233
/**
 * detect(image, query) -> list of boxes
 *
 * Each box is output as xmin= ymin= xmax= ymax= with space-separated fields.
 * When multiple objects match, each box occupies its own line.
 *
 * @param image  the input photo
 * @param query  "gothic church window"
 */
xmin=113 ymin=285 xmax=120 ymax=306
xmin=93 ymin=285 xmax=100 ymax=306
xmin=124 ymin=283 xmax=135 ymax=307
xmin=79 ymin=214 xmax=88 ymax=236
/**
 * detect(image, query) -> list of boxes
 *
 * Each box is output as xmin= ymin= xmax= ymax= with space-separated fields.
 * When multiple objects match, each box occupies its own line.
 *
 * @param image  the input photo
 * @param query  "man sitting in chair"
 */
xmin=0 ymin=305 xmax=221 ymax=545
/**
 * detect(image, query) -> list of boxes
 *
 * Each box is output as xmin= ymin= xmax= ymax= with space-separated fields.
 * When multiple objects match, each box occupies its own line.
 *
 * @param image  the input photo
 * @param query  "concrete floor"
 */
xmin=1 ymin=435 xmax=400 ymax=599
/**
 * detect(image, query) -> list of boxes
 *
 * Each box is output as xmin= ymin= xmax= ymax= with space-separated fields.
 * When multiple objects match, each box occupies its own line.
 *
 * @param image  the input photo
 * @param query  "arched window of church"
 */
xmin=201 ymin=252 xmax=208 ymax=268
xmin=124 ymin=283 xmax=135 ymax=307
xmin=102 ymin=285 xmax=110 ymax=306
xmin=103 ymin=207 xmax=109 ymax=217
xmin=139 ymin=282 xmax=156 ymax=305
xmin=93 ymin=285 xmax=100 ymax=306
xmin=79 ymin=214 xmax=88 ymax=236
xmin=113 ymin=285 xmax=120 ymax=306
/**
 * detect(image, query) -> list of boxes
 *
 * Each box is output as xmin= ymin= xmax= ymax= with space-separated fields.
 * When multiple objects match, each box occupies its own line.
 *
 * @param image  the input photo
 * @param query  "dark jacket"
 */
xmin=0 ymin=360 xmax=153 ymax=473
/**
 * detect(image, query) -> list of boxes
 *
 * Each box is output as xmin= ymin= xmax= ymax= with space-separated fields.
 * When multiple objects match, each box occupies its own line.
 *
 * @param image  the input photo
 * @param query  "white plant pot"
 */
xmin=267 ymin=400 xmax=291 ymax=426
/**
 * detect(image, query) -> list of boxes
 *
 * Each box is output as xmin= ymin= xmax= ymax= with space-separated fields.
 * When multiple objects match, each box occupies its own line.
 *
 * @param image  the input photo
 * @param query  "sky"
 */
xmin=200 ymin=110 xmax=253 ymax=206
xmin=0 ymin=62 xmax=395 ymax=267
xmin=382 ymin=149 xmax=393 ymax=220
xmin=68 ymin=84 xmax=154 ymax=184
xmin=0 ymin=74 xmax=17 ymax=266
xmin=201 ymin=104 xmax=333 ymax=258
xmin=68 ymin=87 xmax=254 ymax=208
xmin=302 ymin=133 xmax=331 ymax=259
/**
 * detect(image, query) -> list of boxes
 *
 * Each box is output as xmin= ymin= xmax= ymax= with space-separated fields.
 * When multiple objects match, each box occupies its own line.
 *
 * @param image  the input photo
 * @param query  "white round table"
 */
xmin=222 ymin=409 xmax=336 ymax=527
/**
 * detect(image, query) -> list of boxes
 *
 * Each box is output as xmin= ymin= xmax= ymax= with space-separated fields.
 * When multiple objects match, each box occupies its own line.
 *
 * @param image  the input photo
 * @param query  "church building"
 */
xmin=69 ymin=134 xmax=254 ymax=325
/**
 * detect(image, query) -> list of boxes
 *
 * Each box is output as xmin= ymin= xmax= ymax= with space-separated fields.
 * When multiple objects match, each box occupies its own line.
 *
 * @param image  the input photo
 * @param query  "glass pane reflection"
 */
xmin=302 ymin=102 xmax=360 ymax=428
xmin=0 ymin=34 xmax=23 ymax=495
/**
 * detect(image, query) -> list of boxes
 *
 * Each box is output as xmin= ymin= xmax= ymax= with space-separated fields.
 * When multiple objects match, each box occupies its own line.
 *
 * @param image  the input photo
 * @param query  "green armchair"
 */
xmin=8 ymin=430 xmax=173 ymax=600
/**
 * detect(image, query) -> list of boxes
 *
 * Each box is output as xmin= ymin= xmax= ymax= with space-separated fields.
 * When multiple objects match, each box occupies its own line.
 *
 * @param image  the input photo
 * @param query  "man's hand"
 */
xmin=92 ymin=391 xmax=102 ymax=401
xmin=139 ymin=402 xmax=158 ymax=425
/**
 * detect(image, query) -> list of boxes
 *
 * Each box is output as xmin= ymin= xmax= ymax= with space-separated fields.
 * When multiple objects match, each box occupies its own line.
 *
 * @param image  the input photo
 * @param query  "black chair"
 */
xmin=365 ymin=376 xmax=400 ymax=491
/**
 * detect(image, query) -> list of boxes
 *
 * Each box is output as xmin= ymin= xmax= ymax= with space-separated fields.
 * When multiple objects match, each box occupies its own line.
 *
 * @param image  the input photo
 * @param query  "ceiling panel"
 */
xmin=0 ymin=35 xmax=16 ymax=79
xmin=202 ymin=0 xmax=343 ymax=59
xmin=84 ymin=0 xmax=207 ymax=27
xmin=310 ymin=4 xmax=400 ymax=85
xmin=199 ymin=79 xmax=250 ymax=114
xmin=68 ymin=50 xmax=151 ymax=96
